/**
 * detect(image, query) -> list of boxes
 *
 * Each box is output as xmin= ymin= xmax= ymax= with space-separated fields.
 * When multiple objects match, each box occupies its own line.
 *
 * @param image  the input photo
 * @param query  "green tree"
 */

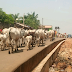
xmin=24 ymin=12 xmax=40 ymax=29
xmin=0 ymin=8 xmax=14 ymax=28
xmin=11 ymin=13 xmax=19 ymax=22
xmin=0 ymin=8 xmax=40 ymax=29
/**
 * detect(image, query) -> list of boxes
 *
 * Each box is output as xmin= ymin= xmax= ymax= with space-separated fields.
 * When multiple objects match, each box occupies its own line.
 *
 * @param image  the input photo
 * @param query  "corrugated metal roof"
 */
xmin=14 ymin=23 xmax=33 ymax=29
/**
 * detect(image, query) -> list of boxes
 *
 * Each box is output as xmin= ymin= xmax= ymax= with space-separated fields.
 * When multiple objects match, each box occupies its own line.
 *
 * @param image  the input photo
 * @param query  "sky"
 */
xmin=0 ymin=0 xmax=72 ymax=34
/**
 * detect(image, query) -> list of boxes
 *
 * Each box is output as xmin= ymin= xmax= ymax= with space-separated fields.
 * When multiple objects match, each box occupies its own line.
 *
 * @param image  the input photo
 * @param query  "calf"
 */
xmin=26 ymin=35 xmax=33 ymax=50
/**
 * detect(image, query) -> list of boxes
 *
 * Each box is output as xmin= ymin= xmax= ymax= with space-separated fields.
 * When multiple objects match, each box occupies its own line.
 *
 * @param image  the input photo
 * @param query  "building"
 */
xmin=38 ymin=25 xmax=52 ymax=31
xmin=44 ymin=25 xmax=52 ymax=31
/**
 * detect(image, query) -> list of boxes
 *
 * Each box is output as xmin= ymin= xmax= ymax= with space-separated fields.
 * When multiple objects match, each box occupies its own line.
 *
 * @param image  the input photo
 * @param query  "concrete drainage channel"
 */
xmin=13 ymin=39 xmax=65 ymax=72
xmin=32 ymin=40 xmax=65 ymax=72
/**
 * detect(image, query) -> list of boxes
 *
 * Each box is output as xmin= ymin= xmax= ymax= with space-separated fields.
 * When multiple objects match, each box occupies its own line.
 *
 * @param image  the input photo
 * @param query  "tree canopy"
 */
xmin=0 ymin=8 xmax=40 ymax=29
xmin=15 ymin=12 xmax=40 ymax=29
xmin=24 ymin=12 xmax=40 ymax=29
xmin=0 ymin=8 xmax=14 ymax=25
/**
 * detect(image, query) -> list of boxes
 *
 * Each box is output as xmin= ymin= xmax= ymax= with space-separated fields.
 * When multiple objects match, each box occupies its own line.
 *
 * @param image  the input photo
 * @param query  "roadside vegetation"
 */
xmin=0 ymin=8 xmax=40 ymax=29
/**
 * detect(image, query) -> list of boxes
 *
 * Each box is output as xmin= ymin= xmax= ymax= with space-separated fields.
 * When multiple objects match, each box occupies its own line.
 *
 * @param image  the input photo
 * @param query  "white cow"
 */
xmin=45 ymin=30 xmax=49 ymax=38
xmin=24 ymin=30 xmax=30 ymax=37
xmin=48 ymin=30 xmax=54 ymax=41
xmin=0 ymin=28 xmax=13 ymax=51
xmin=2 ymin=28 xmax=10 ymax=36
xmin=18 ymin=28 xmax=25 ymax=47
xmin=35 ymin=29 xmax=45 ymax=47
xmin=28 ymin=29 xmax=36 ymax=44
xmin=8 ymin=27 xmax=25 ymax=54
xmin=44 ymin=32 xmax=47 ymax=39
xmin=26 ymin=35 xmax=33 ymax=50
xmin=0 ymin=33 xmax=8 ymax=50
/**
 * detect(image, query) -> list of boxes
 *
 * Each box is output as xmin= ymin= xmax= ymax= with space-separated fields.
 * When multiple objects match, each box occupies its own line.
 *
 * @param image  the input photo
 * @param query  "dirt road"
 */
xmin=0 ymin=38 xmax=64 ymax=72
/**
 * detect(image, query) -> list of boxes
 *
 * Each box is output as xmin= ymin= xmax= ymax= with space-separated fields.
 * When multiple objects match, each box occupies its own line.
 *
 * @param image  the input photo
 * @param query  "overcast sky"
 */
xmin=0 ymin=0 xmax=72 ymax=34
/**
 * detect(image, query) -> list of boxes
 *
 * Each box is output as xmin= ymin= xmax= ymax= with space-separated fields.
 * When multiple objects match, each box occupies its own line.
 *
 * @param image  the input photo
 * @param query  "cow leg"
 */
xmin=15 ymin=49 xmax=16 ymax=52
xmin=22 ymin=37 xmax=24 ymax=45
xmin=20 ymin=38 xmax=23 ymax=46
xmin=12 ymin=47 xmax=13 ymax=52
xmin=8 ymin=37 xmax=13 ymax=54
xmin=15 ymin=40 xmax=17 ymax=52
xmin=8 ymin=46 xmax=10 ymax=54
xmin=17 ymin=48 xmax=18 ymax=51
xmin=3 ymin=43 xmax=5 ymax=51
xmin=8 ymin=48 xmax=10 ymax=54
xmin=1 ymin=45 xmax=2 ymax=51
xmin=1 ymin=42 xmax=4 ymax=51
xmin=32 ymin=40 xmax=33 ymax=47
xmin=10 ymin=39 xmax=14 ymax=53
xmin=16 ymin=40 xmax=19 ymax=51
xmin=8 ymin=43 xmax=11 ymax=54
xmin=8 ymin=46 xmax=13 ymax=54
xmin=28 ymin=44 xmax=30 ymax=50
xmin=21 ymin=43 xmax=22 ymax=46
xmin=50 ymin=38 xmax=51 ymax=41
xmin=37 ymin=40 xmax=40 ymax=47
xmin=1 ymin=44 xmax=3 ymax=51
xmin=1 ymin=41 xmax=3 ymax=51
xmin=38 ymin=44 xmax=39 ymax=47
xmin=31 ymin=42 xmax=33 ymax=47
xmin=24 ymin=42 xmax=25 ymax=44
xmin=10 ymin=44 xmax=13 ymax=53
xmin=42 ymin=39 xmax=43 ymax=45
xmin=24 ymin=37 xmax=25 ymax=44
xmin=19 ymin=39 xmax=20 ymax=47
xmin=51 ymin=38 xmax=52 ymax=41
xmin=34 ymin=37 xmax=35 ymax=43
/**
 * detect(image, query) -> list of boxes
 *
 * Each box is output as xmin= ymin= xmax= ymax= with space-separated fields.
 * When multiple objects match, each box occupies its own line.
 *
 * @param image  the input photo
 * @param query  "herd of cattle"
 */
xmin=0 ymin=27 xmax=67 ymax=54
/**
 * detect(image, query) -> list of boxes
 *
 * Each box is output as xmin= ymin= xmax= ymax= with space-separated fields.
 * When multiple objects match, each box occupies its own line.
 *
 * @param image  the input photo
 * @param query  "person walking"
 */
xmin=0 ymin=29 xmax=2 ymax=34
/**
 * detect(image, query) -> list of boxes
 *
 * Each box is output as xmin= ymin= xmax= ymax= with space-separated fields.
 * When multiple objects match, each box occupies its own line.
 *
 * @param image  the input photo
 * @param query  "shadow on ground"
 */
xmin=12 ymin=49 xmax=24 ymax=54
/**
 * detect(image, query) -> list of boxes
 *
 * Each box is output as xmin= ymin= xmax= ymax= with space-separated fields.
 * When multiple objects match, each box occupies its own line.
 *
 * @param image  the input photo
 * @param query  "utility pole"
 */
xmin=23 ymin=13 xmax=25 ymax=28
xmin=23 ymin=14 xmax=24 ymax=25
xmin=42 ymin=18 xmax=43 ymax=29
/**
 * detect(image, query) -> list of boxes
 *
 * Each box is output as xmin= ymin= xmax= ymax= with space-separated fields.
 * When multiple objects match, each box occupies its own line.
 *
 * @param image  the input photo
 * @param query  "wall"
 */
xmin=13 ymin=39 xmax=65 ymax=72
xmin=35 ymin=40 xmax=65 ymax=72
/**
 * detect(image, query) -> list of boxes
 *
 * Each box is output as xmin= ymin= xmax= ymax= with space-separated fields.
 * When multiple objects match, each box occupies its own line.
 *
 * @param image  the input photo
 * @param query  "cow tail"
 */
xmin=9 ymin=29 xmax=11 ymax=40
xmin=9 ymin=29 xmax=11 ymax=35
